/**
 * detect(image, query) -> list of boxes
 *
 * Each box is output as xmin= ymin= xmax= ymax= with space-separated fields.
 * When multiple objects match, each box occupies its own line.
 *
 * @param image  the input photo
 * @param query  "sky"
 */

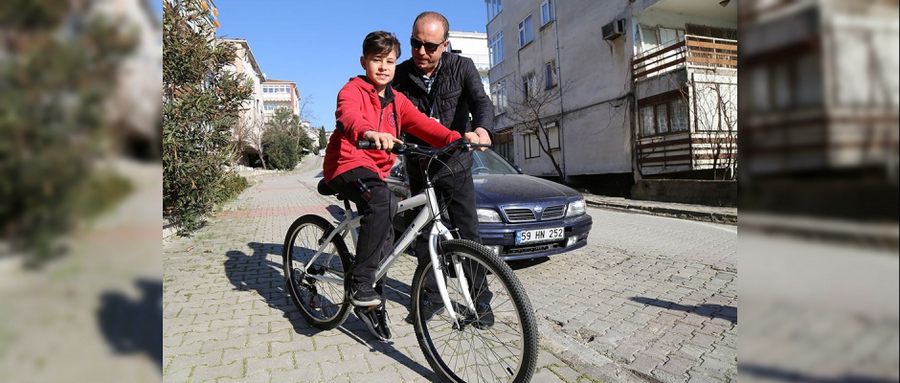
xmin=213 ymin=0 xmax=489 ymax=131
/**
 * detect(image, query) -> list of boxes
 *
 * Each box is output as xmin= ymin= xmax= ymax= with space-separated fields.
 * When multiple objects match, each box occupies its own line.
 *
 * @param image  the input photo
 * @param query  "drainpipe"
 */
xmin=552 ymin=0 xmax=567 ymax=181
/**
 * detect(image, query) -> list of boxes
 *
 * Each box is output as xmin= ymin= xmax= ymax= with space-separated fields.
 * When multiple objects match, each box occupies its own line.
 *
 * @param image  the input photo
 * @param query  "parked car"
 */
xmin=388 ymin=149 xmax=592 ymax=261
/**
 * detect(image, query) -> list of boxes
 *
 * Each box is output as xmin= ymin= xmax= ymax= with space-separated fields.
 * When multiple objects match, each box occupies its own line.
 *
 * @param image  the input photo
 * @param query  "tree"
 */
xmin=163 ymin=1 xmax=253 ymax=232
xmin=505 ymin=70 xmax=570 ymax=181
xmin=318 ymin=127 xmax=327 ymax=151
xmin=691 ymin=80 xmax=737 ymax=180
xmin=0 ymin=0 xmax=136 ymax=263
xmin=262 ymin=107 xmax=304 ymax=170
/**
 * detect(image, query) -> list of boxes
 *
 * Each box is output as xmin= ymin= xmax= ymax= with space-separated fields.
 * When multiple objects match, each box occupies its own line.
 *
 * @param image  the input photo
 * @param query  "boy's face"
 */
xmin=360 ymin=49 xmax=397 ymax=89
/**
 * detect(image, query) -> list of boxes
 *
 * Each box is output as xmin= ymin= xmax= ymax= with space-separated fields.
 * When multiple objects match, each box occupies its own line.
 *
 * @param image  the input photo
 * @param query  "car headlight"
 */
xmin=477 ymin=208 xmax=502 ymax=223
xmin=566 ymin=199 xmax=585 ymax=217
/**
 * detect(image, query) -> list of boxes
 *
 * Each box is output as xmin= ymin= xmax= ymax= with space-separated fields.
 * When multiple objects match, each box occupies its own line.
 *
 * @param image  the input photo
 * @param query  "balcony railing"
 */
xmin=632 ymin=35 xmax=737 ymax=80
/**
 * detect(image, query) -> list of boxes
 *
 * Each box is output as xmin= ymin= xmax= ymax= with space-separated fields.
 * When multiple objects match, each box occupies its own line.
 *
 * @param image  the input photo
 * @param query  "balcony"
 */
xmin=632 ymin=35 xmax=737 ymax=81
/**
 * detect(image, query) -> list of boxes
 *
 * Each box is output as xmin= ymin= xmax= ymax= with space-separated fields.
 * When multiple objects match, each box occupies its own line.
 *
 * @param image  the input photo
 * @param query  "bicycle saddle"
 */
xmin=317 ymin=178 xmax=338 ymax=196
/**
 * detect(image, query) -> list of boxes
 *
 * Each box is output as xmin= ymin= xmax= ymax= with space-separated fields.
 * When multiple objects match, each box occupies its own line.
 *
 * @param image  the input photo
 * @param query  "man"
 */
xmin=392 ymin=11 xmax=495 ymax=327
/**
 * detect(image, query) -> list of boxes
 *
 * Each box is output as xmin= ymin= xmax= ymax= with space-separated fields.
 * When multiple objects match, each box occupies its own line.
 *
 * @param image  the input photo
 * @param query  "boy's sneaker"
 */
xmin=350 ymin=285 xmax=382 ymax=307
xmin=355 ymin=305 xmax=392 ymax=342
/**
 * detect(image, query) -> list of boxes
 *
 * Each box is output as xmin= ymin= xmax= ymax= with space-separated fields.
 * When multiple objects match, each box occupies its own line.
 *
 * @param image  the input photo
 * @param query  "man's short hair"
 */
xmin=363 ymin=31 xmax=401 ymax=58
xmin=413 ymin=11 xmax=450 ymax=41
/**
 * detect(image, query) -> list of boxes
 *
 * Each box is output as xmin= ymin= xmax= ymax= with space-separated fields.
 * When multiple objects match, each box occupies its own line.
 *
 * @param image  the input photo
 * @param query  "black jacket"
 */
xmin=393 ymin=52 xmax=493 ymax=144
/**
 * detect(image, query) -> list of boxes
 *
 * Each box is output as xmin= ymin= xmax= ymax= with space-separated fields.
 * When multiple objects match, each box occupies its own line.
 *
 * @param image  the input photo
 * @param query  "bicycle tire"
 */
xmin=282 ymin=214 xmax=353 ymax=330
xmin=410 ymin=239 xmax=538 ymax=383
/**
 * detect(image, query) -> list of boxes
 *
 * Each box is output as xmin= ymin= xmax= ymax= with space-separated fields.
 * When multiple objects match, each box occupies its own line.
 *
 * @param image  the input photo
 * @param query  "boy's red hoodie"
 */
xmin=323 ymin=76 xmax=462 ymax=182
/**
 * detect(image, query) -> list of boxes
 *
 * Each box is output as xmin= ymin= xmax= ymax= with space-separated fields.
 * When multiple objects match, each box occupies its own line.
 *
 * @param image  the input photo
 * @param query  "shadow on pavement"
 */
xmin=97 ymin=278 xmax=163 ymax=371
xmin=738 ymin=363 xmax=898 ymax=383
xmin=630 ymin=296 xmax=737 ymax=324
xmin=507 ymin=257 xmax=551 ymax=270
xmin=223 ymin=242 xmax=434 ymax=381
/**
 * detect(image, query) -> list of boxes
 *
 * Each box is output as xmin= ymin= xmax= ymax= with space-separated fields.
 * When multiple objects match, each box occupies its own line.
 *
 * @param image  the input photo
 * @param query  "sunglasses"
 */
xmin=410 ymin=37 xmax=445 ymax=53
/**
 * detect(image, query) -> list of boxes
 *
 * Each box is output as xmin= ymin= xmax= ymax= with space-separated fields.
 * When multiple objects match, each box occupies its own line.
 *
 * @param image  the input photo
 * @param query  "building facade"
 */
xmin=219 ymin=38 xmax=266 ymax=164
xmin=739 ymin=0 xmax=899 ymax=218
xmin=262 ymin=79 xmax=300 ymax=120
xmin=448 ymin=30 xmax=492 ymax=98
xmin=485 ymin=0 xmax=737 ymax=180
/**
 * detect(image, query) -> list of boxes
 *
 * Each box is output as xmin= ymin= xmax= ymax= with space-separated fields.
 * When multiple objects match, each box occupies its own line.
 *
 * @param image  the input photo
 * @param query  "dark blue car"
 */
xmin=389 ymin=149 xmax=592 ymax=261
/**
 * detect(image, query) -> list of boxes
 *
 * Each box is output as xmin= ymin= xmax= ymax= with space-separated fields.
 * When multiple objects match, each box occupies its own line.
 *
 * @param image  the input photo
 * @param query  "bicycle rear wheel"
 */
xmin=410 ymin=239 xmax=538 ymax=383
xmin=283 ymin=215 xmax=352 ymax=329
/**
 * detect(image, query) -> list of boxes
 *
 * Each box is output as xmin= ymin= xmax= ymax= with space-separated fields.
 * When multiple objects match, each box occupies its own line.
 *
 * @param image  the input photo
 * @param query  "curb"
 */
xmin=740 ymin=213 xmax=899 ymax=250
xmin=584 ymin=198 xmax=738 ymax=225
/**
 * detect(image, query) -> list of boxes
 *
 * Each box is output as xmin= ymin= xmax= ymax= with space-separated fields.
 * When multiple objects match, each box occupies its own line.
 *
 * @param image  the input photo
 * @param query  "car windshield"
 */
xmin=472 ymin=149 xmax=519 ymax=175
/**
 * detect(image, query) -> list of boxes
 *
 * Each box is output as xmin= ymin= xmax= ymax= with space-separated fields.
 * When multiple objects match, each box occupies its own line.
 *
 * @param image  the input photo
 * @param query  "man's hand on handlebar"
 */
xmin=468 ymin=127 xmax=492 ymax=152
xmin=362 ymin=130 xmax=403 ymax=151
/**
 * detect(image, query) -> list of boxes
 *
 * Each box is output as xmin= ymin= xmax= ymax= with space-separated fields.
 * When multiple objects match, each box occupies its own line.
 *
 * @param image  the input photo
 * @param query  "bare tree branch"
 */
xmin=504 ymin=68 xmax=570 ymax=181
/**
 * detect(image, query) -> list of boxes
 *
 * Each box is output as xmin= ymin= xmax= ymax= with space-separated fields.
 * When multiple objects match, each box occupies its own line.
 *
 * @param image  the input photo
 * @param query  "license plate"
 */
xmin=515 ymin=227 xmax=564 ymax=245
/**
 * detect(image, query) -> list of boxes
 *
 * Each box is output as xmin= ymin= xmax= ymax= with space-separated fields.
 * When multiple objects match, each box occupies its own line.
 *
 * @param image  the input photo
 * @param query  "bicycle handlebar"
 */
xmin=356 ymin=138 xmax=491 ymax=157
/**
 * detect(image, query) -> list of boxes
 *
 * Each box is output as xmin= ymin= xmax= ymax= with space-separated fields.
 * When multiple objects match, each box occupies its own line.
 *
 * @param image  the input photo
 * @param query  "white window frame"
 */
xmin=540 ymin=0 xmax=554 ymax=26
xmin=518 ymin=15 xmax=534 ymax=48
xmin=489 ymin=31 xmax=504 ymax=68
xmin=544 ymin=60 xmax=557 ymax=89
xmin=521 ymin=73 xmax=534 ymax=99
xmin=545 ymin=121 xmax=560 ymax=149
xmin=524 ymin=132 xmax=540 ymax=159
xmin=486 ymin=0 xmax=503 ymax=21
xmin=491 ymin=80 xmax=508 ymax=115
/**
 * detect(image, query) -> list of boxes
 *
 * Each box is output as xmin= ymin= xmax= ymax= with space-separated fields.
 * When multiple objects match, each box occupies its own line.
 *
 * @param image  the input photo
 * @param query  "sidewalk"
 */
xmin=583 ymin=194 xmax=738 ymax=225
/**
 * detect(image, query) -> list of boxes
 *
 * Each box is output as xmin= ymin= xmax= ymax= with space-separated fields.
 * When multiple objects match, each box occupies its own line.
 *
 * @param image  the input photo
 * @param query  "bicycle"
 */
xmin=282 ymin=139 xmax=538 ymax=383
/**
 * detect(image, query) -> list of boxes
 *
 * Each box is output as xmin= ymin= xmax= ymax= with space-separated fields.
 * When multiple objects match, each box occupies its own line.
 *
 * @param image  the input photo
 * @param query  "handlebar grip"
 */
xmin=357 ymin=140 xmax=376 ymax=149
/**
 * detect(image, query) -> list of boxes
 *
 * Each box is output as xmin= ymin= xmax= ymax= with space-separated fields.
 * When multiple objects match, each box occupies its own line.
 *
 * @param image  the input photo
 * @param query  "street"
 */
xmin=162 ymin=156 xmax=737 ymax=382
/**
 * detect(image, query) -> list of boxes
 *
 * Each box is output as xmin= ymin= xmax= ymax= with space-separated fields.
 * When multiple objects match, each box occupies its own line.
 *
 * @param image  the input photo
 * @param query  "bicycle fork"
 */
xmin=428 ymin=222 xmax=477 ymax=328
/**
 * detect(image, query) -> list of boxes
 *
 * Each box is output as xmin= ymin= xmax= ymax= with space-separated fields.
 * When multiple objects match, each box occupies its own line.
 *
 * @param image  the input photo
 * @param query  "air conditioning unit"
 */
xmin=602 ymin=19 xmax=626 ymax=40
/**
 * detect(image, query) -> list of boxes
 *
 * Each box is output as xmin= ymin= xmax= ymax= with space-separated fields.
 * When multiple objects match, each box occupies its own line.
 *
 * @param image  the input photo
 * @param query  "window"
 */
xmin=545 ymin=121 xmax=560 ymax=149
xmin=491 ymin=80 xmax=508 ymax=115
xmin=518 ymin=15 xmax=534 ymax=48
xmin=540 ymin=0 xmax=554 ymax=26
xmin=264 ymin=104 xmax=277 ymax=112
xmin=640 ymin=106 xmax=655 ymax=137
xmin=544 ymin=61 xmax=557 ymax=89
xmin=521 ymin=73 xmax=534 ymax=99
xmin=486 ymin=0 xmax=502 ymax=21
xmin=494 ymin=131 xmax=514 ymax=163
xmin=639 ymin=94 xmax=692 ymax=136
xmin=489 ymin=32 xmax=504 ymax=67
xmin=670 ymin=97 xmax=689 ymax=132
xmin=524 ymin=133 xmax=540 ymax=159
xmin=655 ymin=104 xmax=669 ymax=134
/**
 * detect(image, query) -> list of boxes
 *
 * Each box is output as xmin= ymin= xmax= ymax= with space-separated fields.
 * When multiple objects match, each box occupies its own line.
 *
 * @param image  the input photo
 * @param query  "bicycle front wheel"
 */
xmin=282 ymin=215 xmax=352 ymax=330
xmin=411 ymin=239 xmax=539 ymax=383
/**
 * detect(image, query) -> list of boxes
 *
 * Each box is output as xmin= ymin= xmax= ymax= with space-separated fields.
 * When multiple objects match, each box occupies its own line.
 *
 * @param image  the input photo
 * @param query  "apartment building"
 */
xmin=219 ymin=38 xmax=266 ymax=164
xmin=262 ymin=79 xmax=300 ymax=120
xmin=448 ymin=30 xmax=492 ymax=98
xmin=165 ymin=0 xmax=219 ymax=34
xmin=740 ymin=0 xmax=899 ymax=218
xmin=485 ymin=0 xmax=737 ymax=181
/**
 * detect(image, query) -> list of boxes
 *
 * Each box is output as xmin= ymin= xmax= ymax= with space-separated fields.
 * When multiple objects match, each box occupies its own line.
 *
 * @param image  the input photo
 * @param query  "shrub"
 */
xmin=162 ymin=1 xmax=252 ymax=234
xmin=0 ymin=1 xmax=135 ymax=265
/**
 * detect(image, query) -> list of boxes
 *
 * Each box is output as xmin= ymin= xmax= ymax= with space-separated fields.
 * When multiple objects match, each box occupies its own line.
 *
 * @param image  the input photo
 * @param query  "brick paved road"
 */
xmin=162 ymin=156 xmax=737 ymax=382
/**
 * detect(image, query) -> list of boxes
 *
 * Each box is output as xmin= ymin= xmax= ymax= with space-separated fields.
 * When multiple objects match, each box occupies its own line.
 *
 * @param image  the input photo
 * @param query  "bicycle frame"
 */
xmin=302 ymin=181 xmax=475 ymax=323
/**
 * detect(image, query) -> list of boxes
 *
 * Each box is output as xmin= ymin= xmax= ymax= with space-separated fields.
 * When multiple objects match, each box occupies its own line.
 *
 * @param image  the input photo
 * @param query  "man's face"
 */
xmin=411 ymin=19 xmax=447 ymax=73
xmin=360 ymin=49 xmax=397 ymax=89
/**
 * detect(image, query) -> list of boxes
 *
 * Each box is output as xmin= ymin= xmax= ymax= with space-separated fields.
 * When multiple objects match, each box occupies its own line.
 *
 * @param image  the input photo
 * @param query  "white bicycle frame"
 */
xmin=302 ymin=182 xmax=476 ymax=324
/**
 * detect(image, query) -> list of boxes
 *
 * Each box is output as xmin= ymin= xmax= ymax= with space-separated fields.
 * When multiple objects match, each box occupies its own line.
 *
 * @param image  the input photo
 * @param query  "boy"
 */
xmin=322 ymin=31 xmax=484 ymax=341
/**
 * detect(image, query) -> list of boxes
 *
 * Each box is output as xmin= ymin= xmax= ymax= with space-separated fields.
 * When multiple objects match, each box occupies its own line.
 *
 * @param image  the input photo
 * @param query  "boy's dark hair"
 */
xmin=363 ymin=31 xmax=400 ymax=58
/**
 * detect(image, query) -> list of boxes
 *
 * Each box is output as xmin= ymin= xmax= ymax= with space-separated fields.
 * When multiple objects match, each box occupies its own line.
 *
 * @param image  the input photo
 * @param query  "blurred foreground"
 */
xmin=0 ymin=158 xmax=162 ymax=382
xmin=740 ymin=0 xmax=898 ymax=382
